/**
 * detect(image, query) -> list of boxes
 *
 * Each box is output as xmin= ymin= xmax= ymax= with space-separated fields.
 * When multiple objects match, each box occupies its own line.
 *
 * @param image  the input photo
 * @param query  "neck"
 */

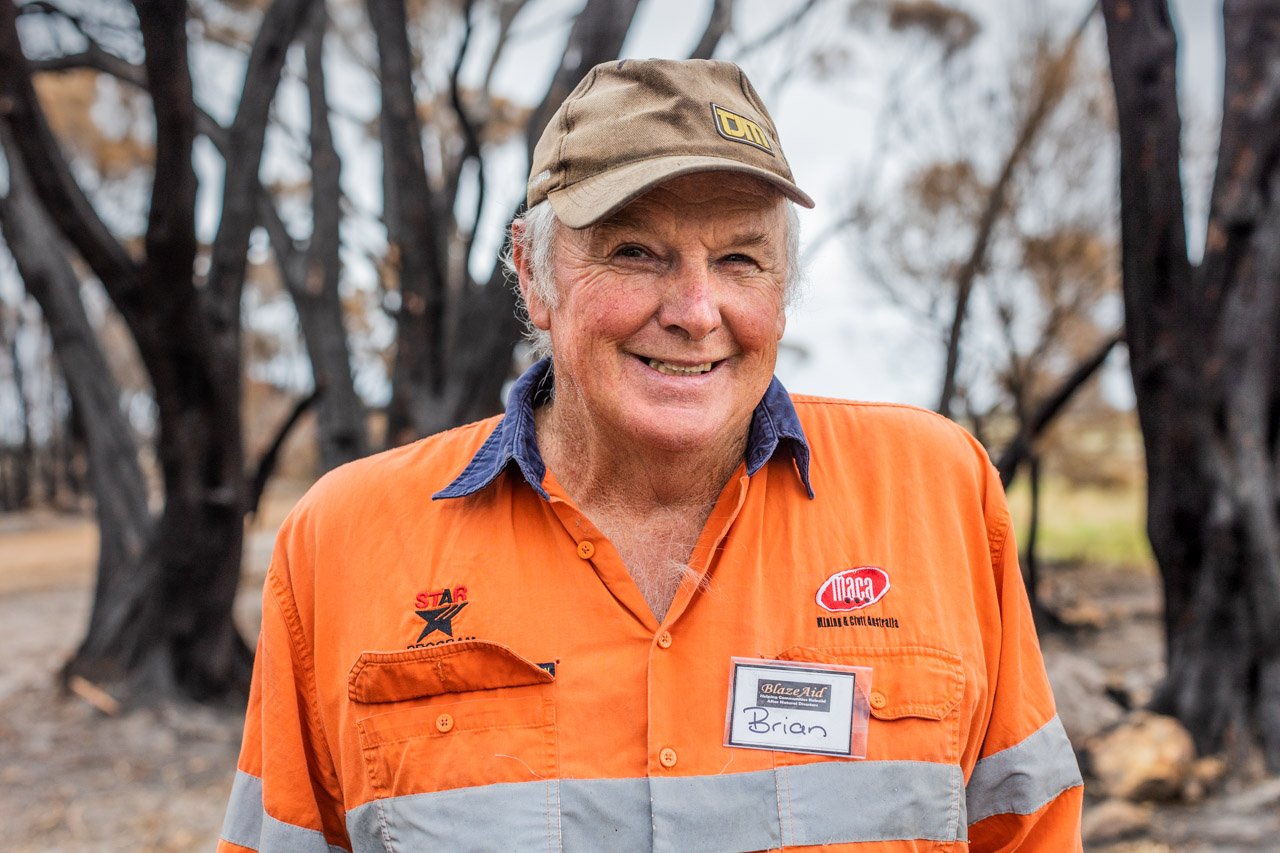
xmin=536 ymin=399 xmax=747 ymax=515
xmin=536 ymin=397 xmax=745 ymax=621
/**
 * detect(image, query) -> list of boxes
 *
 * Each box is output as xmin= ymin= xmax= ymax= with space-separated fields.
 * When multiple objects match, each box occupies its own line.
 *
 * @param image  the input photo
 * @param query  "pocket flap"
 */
xmin=775 ymin=644 xmax=963 ymax=721
xmin=349 ymin=640 xmax=553 ymax=703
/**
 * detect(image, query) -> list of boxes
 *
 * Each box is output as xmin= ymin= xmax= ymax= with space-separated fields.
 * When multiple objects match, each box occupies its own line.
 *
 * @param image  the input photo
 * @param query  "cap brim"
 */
xmin=545 ymin=154 xmax=815 ymax=229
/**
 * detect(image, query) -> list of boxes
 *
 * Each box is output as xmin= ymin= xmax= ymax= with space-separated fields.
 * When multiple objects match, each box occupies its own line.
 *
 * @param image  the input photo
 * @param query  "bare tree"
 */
xmin=0 ymin=123 xmax=152 ymax=662
xmin=0 ymin=0 xmax=317 ymax=703
xmin=258 ymin=4 xmax=369 ymax=471
xmin=932 ymin=7 xmax=1098 ymax=420
xmin=834 ymin=3 xmax=1120 ymax=484
xmin=1103 ymin=0 xmax=1280 ymax=770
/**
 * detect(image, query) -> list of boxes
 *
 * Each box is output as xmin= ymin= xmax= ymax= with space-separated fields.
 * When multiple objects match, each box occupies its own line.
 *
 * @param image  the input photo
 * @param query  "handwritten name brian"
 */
xmin=743 ymin=706 xmax=828 ymax=738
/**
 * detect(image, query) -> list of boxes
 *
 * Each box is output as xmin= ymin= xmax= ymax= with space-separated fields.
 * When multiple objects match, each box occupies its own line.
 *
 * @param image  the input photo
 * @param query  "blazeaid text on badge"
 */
xmin=725 ymin=658 xmax=872 ymax=758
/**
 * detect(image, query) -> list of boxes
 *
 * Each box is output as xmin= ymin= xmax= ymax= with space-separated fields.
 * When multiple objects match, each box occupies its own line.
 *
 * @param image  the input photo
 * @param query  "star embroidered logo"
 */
xmin=415 ymin=602 xmax=468 ymax=642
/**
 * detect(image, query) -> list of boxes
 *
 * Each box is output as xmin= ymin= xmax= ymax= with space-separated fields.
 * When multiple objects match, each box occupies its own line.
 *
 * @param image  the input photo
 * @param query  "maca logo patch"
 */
xmin=711 ymin=103 xmax=773 ymax=153
xmin=816 ymin=567 xmax=890 ymax=613
xmin=409 ymin=585 xmax=473 ymax=647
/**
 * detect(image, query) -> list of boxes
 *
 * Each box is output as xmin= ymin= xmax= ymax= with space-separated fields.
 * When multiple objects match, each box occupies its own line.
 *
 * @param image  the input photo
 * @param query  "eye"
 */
xmin=720 ymin=252 xmax=759 ymax=267
xmin=613 ymin=244 xmax=649 ymax=259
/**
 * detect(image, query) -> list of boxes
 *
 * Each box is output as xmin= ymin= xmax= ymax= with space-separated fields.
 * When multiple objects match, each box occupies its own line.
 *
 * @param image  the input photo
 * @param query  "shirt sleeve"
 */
xmin=965 ymin=468 xmax=1084 ymax=851
xmin=218 ymin=531 xmax=350 ymax=853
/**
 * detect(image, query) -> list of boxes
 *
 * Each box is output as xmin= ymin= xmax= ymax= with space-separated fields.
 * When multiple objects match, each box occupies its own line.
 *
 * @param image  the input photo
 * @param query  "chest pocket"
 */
xmin=774 ymin=644 xmax=965 ymax=766
xmin=350 ymin=640 xmax=558 ymax=799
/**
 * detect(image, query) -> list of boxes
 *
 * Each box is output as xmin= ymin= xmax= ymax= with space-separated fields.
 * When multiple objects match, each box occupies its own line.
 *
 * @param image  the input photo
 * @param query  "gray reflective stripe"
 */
xmin=347 ymin=780 xmax=563 ymax=853
xmin=221 ymin=771 xmax=264 ymax=848
xmin=966 ymin=715 xmax=1083 ymax=825
xmin=347 ymin=759 xmax=964 ymax=851
xmin=220 ymin=770 xmax=350 ymax=853
xmin=770 ymin=761 xmax=965 ymax=847
xmin=651 ymin=769 xmax=781 ymax=851
xmin=559 ymin=778 xmax=652 ymax=850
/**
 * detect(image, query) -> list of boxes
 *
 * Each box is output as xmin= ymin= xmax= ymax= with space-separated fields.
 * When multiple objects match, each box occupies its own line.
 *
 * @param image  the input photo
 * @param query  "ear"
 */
xmin=775 ymin=307 xmax=787 ymax=341
xmin=511 ymin=219 xmax=552 ymax=331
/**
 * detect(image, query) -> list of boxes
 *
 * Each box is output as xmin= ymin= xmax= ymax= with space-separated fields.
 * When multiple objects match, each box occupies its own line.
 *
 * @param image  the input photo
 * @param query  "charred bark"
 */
xmin=0 ymin=123 xmax=152 ymax=680
xmin=0 ymin=0 xmax=315 ymax=704
xmin=1103 ymin=0 xmax=1280 ymax=769
xmin=261 ymin=5 xmax=368 ymax=472
xmin=367 ymin=0 xmax=451 ymax=444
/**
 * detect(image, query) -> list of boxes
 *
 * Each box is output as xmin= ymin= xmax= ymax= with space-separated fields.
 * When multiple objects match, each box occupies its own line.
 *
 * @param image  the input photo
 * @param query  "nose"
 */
xmin=657 ymin=261 xmax=721 ymax=341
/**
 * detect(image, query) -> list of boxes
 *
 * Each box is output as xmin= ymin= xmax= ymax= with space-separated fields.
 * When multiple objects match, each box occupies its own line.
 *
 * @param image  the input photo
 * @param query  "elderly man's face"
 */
xmin=525 ymin=172 xmax=788 ymax=457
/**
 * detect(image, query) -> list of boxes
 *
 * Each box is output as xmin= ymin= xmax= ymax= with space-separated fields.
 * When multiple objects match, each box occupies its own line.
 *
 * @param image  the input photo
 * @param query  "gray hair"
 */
xmin=506 ymin=198 xmax=803 ymax=359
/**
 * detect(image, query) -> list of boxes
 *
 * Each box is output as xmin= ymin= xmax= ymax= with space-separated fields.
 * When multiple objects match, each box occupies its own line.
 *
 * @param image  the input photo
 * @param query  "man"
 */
xmin=220 ymin=59 xmax=1082 ymax=852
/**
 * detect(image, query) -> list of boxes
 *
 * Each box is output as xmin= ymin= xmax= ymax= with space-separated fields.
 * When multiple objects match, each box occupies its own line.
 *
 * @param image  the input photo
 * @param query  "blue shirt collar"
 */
xmin=433 ymin=357 xmax=813 ymax=501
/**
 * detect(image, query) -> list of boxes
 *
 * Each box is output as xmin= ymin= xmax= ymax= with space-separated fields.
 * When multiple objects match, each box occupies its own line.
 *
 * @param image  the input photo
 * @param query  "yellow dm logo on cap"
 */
xmin=711 ymin=103 xmax=772 ymax=154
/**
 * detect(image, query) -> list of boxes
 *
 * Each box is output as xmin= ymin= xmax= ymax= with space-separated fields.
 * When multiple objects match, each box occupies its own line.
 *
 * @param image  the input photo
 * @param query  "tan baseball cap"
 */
xmin=527 ymin=58 xmax=815 ymax=228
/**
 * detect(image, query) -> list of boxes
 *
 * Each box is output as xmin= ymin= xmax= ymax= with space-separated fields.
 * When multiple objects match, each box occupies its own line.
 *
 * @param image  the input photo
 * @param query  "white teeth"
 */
xmin=647 ymin=358 xmax=714 ymax=376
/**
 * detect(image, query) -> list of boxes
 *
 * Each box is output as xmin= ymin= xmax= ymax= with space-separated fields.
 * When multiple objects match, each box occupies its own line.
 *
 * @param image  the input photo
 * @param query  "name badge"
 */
xmin=724 ymin=657 xmax=871 ymax=758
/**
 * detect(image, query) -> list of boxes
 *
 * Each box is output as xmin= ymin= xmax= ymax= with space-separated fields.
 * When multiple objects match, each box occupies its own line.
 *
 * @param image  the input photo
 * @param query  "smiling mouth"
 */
xmin=644 ymin=357 xmax=718 ymax=376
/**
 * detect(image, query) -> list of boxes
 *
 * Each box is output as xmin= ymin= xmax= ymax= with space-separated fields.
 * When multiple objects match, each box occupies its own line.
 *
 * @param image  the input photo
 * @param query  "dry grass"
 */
xmin=1006 ymin=474 xmax=1154 ymax=569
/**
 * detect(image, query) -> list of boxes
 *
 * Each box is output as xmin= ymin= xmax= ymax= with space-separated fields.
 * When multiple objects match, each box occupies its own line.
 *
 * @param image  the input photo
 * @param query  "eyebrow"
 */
xmin=724 ymin=231 xmax=774 ymax=250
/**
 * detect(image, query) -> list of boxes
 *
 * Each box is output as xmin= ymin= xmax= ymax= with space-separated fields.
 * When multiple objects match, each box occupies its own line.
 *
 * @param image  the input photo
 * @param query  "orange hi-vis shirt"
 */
xmin=220 ymin=360 xmax=1082 ymax=852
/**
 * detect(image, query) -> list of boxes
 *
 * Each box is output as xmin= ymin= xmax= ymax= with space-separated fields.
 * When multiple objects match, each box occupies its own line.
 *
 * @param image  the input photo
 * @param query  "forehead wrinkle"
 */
xmin=586 ymin=215 xmax=780 ymax=251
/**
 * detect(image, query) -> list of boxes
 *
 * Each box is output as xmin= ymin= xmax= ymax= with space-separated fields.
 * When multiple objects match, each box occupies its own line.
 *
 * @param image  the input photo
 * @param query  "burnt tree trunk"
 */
xmin=367 ymin=0 xmax=452 ymax=444
xmin=0 ymin=124 xmax=153 ymax=660
xmin=296 ymin=7 xmax=367 ymax=469
xmin=261 ymin=5 xmax=368 ymax=472
xmin=1103 ymin=0 xmax=1280 ymax=769
xmin=0 ymin=0 xmax=316 ymax=703
xmin=3 ymin=309 xmax=33 ymax=509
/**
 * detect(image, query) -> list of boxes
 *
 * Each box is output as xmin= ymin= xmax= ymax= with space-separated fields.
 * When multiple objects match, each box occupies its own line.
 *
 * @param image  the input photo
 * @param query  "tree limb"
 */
xmin=368 ymin=0 xmax=451 ymax=423
xmin=446 ymin=0 xmax=644 ymax=427
xmin=689 ymin=0 xmax=733 ymax=60
xmin=524 ymin=0 xmax=644 ymax=154
xmin=205 ymin=0 xmax=319 ymax=323
xmin=936 ymin=3 xmax=1097 ymax=418
xmin=996 ymin=330 xmax=1122 ymax=486
xmin=0 ymin=2 xmax=140 ymax=302
xmin=133 ymin=1 xmax=198 ymax=309
xmin=448 ymin=0 xmax=486 ymax=275
xmin=481 ymin=0 xmax=529 ymax=92
xmin=245 ymin=388 xmax=320 ymax=519
xmin=732 ymin=0 xmax=821 ymax=61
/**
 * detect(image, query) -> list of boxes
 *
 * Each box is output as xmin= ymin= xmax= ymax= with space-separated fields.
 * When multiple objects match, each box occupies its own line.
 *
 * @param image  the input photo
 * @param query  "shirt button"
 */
xmin=869 ymin=690 xmax=887 ymax=710
xmin=576 ymin=541 xmax=595 ymax=559
xmin=435 ymin=713 xmax=455 ymax=733
xmin=656 ymin=631 xmax=673 ymax=649
xmin=659 ymin=747 xmax=678 ymax=768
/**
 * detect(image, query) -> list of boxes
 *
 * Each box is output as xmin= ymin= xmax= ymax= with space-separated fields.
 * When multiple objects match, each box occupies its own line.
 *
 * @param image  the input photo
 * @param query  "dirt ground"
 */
xmin=2 ymin=500 xmax=1279 ymax=851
